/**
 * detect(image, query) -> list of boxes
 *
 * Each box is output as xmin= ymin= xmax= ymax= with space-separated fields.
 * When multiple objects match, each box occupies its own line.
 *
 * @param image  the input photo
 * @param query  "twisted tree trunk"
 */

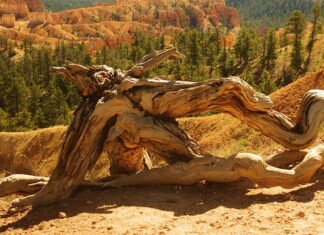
xmin=1 ymin=48 xmax=323 ymax=208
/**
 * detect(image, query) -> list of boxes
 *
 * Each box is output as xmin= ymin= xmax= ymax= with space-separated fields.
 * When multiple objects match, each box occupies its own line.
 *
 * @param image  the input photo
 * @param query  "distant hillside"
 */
xmin=226 ymin=0 xmax=324 ymax=27
xmin=0 ymin=0 xmax=240 ymax=49
xmin=43 ymin=0 xmax=113 ymax=12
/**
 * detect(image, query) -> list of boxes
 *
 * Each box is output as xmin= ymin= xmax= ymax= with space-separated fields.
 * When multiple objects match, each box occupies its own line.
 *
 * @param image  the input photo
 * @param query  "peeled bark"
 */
xmin=0 ymin=48 xmax=323 ymax=208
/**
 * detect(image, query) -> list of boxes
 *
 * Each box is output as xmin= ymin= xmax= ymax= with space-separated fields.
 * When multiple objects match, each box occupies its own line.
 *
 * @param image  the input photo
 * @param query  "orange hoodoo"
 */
xmin=0 ymin=0 xmax=44 ymax=19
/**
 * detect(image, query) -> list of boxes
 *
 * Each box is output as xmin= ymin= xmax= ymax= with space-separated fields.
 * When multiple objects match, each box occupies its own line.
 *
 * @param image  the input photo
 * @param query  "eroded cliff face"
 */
xmin=0 ymin=0 xmax=29 ymax=18
xmin=1 ymin=14 xmax=16 ymax=28
xmin=27 ymin=12 xmax=53 ymax=28
xmin=24 ymin=0 xmax=44 ymax=12
xmin=0 ymin=0 xmax=44 ymax=19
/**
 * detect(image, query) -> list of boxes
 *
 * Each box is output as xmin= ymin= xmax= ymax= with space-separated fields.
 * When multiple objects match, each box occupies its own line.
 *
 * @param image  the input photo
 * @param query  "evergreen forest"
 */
xmin=227 ymin=0 xmax=324 ymax=27
xmin=43 ymin=0 xmax=113 ymax=12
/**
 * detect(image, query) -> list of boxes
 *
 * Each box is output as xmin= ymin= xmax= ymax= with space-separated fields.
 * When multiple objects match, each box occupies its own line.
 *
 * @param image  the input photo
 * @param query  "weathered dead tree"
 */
xmin=1 ymin=48 xmax=323 ymax=208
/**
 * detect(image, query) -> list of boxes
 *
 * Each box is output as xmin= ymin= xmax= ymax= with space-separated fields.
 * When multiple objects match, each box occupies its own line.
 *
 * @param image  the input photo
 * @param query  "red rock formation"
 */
xmin=0 ymin=0 xmax=44 ymax=19
xmin=205 ymin=3 xmax=240 ymax=28
xmin=55 ymin=0 xmax=240 ymax=29
xmin=0 ymin=0 xmax=29 ymax=18
xmin=158 ymin=8 xmax=189 ymax=28
xmin=24 ymin=0 xmax=44 ymax=12
xmin=190 ymin=8 xmax=206 ymax=29
xmin=0 ymin=0 xmax=240 ymax=49
xmin=28 ymin=12 xmax=49 ymax=28
xmin=224 ymin=7 xmax=240 ymax=27
xmin=1 ymin=14 xmax=16 ymax=28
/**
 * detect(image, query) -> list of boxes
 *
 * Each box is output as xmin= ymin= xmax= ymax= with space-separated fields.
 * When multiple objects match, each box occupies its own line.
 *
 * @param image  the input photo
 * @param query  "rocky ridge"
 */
xmin=0 ymin=0 xmax=240 ymax=48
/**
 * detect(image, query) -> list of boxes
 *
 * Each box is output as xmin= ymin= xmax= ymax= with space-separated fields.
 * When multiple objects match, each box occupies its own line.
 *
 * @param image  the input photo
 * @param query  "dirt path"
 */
xmin=0 ymin=170 xmax=323 ymax=235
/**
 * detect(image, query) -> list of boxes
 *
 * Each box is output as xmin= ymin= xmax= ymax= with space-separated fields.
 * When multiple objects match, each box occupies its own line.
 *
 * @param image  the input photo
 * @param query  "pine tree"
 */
xmin=219 ymin=39 xmax=234 ymax=77
xmin=0 ymin=108 xmax=9 ymax=131
xmin=83 ymin=53 xmax=92 ymax=65
xmin=0 ymin=57 xmax=8 ymax=109
xmin=188 ymin=30 xmax=200 ymax=66
xmin=101 ymin=46 xmax=108 ymax=64
xmin=264 ymin=30 xmax=277 ymax=69
xmin=34 ymin=107 xmax=46 ymax=128
xmin=280 ymin=33 xmax=289 ymax=48
xmin=242 ymin=64 xmax=256 ymax=87
xmin=186 ymin=30 xmax=201 ymax=79
xmin=286 ymin=10 xmax=306 ymax=73
xmin=305 ymin=3 xmax=321 ymax=69
xmin=59 ymin=42 xmax=66 ymax=65
xmin=233 ymin=28 xmax=256 ymax=64
xmin=259 ymin=70 xmax=276 ymax=95
xmin=12 ymin=75 xmax=31 ymax=114
xmin=41 ymin=80 xmax=70 ymax=127
xmin=10 ymin=108 xmax=34 ymax=131
xmin=207 ymin=29 xmax=221 ymax=77
xmin=42 ymin=49 xmax=51 ymax=85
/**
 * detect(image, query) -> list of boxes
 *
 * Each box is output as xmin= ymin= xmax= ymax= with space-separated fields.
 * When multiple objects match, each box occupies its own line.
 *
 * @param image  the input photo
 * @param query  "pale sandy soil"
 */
xmin=0 ymin=170 xmax=323 ymax=235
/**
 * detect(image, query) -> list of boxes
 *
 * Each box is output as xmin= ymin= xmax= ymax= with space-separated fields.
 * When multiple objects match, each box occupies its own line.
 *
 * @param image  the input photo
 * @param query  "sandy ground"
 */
xmin=0 ymin=170 xmax=323 ymax=235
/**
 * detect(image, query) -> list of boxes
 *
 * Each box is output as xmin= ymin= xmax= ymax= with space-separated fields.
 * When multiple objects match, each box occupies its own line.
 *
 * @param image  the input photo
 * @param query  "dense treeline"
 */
xmin=226 ymin=0 xmax=324 ymax=28
xmin=0 ymin=33 xmax=166 ymax=131
xmin=0 ymin=39 xmax=91 ymax=131
xmin=43 ymin=0 xmax=112 ymax=12
xmin=0 ymin=5 xmax=322 ymax=131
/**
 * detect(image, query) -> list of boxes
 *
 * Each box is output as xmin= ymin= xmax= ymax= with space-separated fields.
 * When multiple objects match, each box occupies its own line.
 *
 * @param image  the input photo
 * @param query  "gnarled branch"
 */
xmin=126 ymin=47 xmax=185 ymax=78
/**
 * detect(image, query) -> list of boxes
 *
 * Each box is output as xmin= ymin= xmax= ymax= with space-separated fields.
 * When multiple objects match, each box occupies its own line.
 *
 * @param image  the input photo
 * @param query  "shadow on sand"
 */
xmin=0 ymin=169 xmax=323 ymax=232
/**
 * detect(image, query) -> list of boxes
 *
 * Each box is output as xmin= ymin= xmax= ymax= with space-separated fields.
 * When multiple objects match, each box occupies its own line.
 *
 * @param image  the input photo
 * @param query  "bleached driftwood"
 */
xmin=103 ymin=145 xmax=324 ymax=188
xmin=0 ymin=175 xmax=48 ymax=197
xmin=0 ymin=175 xmax=113 ymax=198
xmin=0 ymin=48 xmax=323 ymax=208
